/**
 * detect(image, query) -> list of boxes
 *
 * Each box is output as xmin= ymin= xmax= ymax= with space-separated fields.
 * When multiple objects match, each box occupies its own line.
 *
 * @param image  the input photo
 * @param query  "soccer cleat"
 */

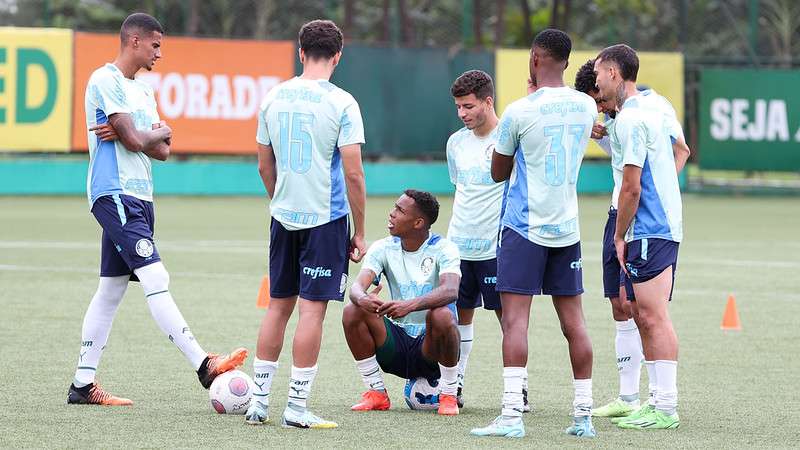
xmin=245 ymin=401 xmax=269 ymax=425
xmin=470 ymin=415 xmax=525 ymax=438
xmin=67 ymin=383 xmax=133 ymax=406
xmin=611 ymin=403 xmax=654 ymax=424
xmin=197 ymin=348 xmax=248 ymax=389
xmin=456 ymin=387 xmax=464 ymax=408
xmin=522 ymin=388 xmax=532 ymax=413
xmin=281 ymin=407 xmax=338 ymax=429
xmin=565 ymin=415 xmax=597 ymax=437
xmin=438 ymin=394 xmax=459 ymax=415
xmin=617 ymin=409 xmax=680 ymax=429
xmin=593 ymin=398 xmax=639 ymax=417
xmin=351 ymin=390 xmax=391 ymax=411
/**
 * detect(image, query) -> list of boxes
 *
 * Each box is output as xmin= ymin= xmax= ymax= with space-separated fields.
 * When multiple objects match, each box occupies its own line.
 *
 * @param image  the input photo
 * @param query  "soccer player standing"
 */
xmin=594 ymin=44 xmax=684 ymax=430
xmin=470 ymin=29 xmax=598 ymax=438
xmin=246 ymin=19 xmax=367 ymax=428
xmin=68 ymin=13 xmax=247 ymax=406
xmin=343 ymin=190 xmax=462 ymax=416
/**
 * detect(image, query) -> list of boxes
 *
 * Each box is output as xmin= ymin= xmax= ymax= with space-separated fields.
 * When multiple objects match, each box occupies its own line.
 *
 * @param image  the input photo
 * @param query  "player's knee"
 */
xmin=560 ymin=319 xmax=586 ymax=341
xmin=96 ymin=276 xmax=128 ymax=299
xmin=135 ymin=261 xmax=170 ymax=295
xmin=342 ymin=302 xmax=364 ymax=327
xmin=428 ymin=306 xmax=456 ymax=331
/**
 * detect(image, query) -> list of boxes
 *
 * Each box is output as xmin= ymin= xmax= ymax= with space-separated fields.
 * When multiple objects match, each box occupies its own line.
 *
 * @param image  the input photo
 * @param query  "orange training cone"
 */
xmin=256 ymin=275 xmax=270 ymax=309
xmin=721 ymin=295 xmax=741 ymax=331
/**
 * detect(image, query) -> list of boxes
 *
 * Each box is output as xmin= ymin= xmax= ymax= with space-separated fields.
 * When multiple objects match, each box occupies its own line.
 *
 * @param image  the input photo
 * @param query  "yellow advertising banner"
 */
xmin=0 ymin=27 xmax=73 ymax=152
xmin=495 ymin=49 xmax=684 ymax=157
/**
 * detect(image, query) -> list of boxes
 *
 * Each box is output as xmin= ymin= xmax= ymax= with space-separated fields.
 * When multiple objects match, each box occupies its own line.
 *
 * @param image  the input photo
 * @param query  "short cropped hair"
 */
xmin=299 ymin=20 xmax=343 ymax=60
xmin=451 ymin=70 xmax=495 ymax=100
xmin=404 ymin=189 xmax=439 ymax=226
xmin=574 ymin=59 xmax=598 ymax=94
xmin=598 ymin=44 xmax=639 ymax=82
xmin=120 ymin=13 xmax=163 ymax=43
xmin=533 ymin=28 xmax=571 ymax=62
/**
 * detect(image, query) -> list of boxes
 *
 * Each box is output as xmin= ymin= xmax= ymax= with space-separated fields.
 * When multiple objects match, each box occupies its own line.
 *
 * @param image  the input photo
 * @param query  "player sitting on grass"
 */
xmin=343 ymin=190 xmax=462 ymax=416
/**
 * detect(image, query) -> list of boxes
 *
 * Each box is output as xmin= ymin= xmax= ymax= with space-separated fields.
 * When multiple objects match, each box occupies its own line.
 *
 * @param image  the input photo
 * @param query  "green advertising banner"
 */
xmin=700 ymin=69 xmax=800 ymax=171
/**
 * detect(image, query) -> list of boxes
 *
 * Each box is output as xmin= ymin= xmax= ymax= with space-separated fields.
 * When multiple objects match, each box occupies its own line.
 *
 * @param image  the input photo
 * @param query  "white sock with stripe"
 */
xmin=288 ymin=365 xmax=318 ymax=410
xmin=355 ymin=355 xmax=385 ymax=392
xmin=456 ymin=323 xmax=473 ymax=388
xmin=252 ymin=358 xmax=278 ymax=406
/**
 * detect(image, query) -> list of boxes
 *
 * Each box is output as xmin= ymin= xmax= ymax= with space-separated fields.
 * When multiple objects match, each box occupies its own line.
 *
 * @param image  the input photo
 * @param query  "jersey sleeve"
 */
xmin=91 ymin=73 xmax=130 ymax=117
xmin=256 ymin=96 xmax=272 ymax=146
xmin=361 ymin=239 xmax=387 ymax=278
xmin=446 ymin=134 xmax=457 ymax=184
xmin=337 ymin=97 xmax=366 ymax=147
xmin=495 ymin=109 xmax=519 ymax=156
xmin=618 ymin=114 xmax=648 ymax=168
xmin=437 ymin=241 xmax=462 ymax=276
xmin=667 ymin=116 xmax=685 ymax=143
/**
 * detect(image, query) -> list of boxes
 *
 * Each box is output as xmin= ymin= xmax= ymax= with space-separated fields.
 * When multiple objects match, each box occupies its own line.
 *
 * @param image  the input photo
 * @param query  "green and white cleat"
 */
xmin=565 ymin=415 xmax=596 ymax=438
xmin=593 ymin=398 xmax=639 ymax=417
xmin=617 ymin=409 xmax=680 ymax=429
xmin=470 ymin=415 xmax=525 ymax=438
xmin=245 ymin=401 xmax=269 ymax=425
xmin=611 ymin=403 xmax=654 ymax=424
xmin=281 ymin=406 xmax=338 ymax=429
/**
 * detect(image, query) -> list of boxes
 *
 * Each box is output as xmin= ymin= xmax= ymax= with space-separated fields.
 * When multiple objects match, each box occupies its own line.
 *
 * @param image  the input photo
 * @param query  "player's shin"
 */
xmin=456 ymin=323 xmax=474 ymax=387
xmin=355 ymin=355 xmax=386 ymax=392
xmin=252 ymin=358 xmax=278 ymax=406
xmin=502 ymin=367 xmax=526 ymax=418
xmin=615 ymin=318 xmax=643 ymax=402
xmin=287 ymin=364 xmax=318 ymax=411
xmin=654 ymin=360 xmax=678 ymax=416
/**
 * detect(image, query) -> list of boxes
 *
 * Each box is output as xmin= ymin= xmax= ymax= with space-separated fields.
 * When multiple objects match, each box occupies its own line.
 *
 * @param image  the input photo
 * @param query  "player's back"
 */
xmin=498 ymin=87 xmax=597 ymax=246
xmin=257 ymin=77 xmax=364 ymax=231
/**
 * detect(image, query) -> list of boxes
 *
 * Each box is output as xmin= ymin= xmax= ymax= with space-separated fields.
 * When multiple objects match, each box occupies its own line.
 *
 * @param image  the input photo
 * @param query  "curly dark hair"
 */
xmin=598 ymin=44 xmax=639 ymax=82
xmin=404 ymin=189 xmax=439 ymax=227
xmin=451 ymin=70 xmax=494 ymax=100
xmin=120 ymin=13 xmax=163 ymax=43
xmin=298 ymin=19 xmax=343 ymax=60
xmin=533 ymin=28 xmax=571 ymax=62
xmin=574 ymin=59 xmax=598 ymax=94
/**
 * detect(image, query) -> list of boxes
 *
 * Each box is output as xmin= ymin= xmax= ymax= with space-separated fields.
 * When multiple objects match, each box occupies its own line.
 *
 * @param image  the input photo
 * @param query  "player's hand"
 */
xmin=349 ymin=233 xmax=367 ymax=263
xmin=615 ymin=236 xmax=628 ymax=276
xmin=591 ymin=123 xmax=607 ymax=140
xmin=89 ymin=123 xmax=118 ymax=142
xmin=377 ymin=300 xmax=416 ymax=320
xmin=153 ymin=121 xmax=172 ymax=145
xmin=357 ymin=284 xmax=384 ymax=314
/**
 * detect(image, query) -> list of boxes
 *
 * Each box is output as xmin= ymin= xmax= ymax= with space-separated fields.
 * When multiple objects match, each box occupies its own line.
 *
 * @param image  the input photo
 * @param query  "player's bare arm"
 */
xmin=491 ymin=151 xmax=514 ymax=182
xmin=106 ymin=113 xmax=171 ymax=159
xmin=672 ymin=136 xmax=691 ymax=173
xmin=377 ymin=272 xmax=459 ymax=319
xmin=614 ymin=164 xmax=643 ymax=273
xmin=349 ymin=268 xmax=385 ymax=313
xmin=340 ymin=143 xmax=367 ymax=262
xmin=256 ymin=143 xmax=277 ymax=197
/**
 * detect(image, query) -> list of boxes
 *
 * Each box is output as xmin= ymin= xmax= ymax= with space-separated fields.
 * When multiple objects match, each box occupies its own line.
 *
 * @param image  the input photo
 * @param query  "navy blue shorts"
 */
xmin=269 ymin=215 xmax=349 ymax=301
xmin=496 ymin=227 xmax=583 ymax=296
xmin=456 ymin=258 xmax=501 ymax=310
xmin=92 ymin=194 xmax=161 ymax=279
xmin=622 ymin=238 xmax=679 ymax=301
xmin=375 ymin=318 xmax=440 ymax=381
xmin=602 ymin=208 xmax=623 ymax=298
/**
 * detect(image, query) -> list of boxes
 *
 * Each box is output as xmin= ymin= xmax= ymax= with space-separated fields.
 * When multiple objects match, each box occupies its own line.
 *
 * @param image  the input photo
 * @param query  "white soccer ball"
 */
xmin=209 ymin=370 xmax=253 ymax=414
xmin=403 ymin=377 xmax=440 ymax=410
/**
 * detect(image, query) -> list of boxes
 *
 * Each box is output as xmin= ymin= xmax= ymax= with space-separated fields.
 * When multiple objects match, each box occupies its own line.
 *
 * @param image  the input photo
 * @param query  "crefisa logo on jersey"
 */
xmin=420 ymin=257 xmax=434 ymax=276
xmin=303 ymin=266 xmax=332 ymax=279
xmin=135 ymin=239 xmax=154 ymax=258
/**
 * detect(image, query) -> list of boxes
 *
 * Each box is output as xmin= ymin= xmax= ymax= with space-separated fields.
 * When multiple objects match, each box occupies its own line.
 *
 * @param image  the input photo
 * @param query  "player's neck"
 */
xmin=473 ymin=114 xmax=498 ymax=138
xmin=617 ymin=82 xmax=640 ymax=110
xmin=400 ymin=231 xmax=429 ymax=253
xmin=112 ymin=55 xmax=140 ymax=79
xmin=300 ymin=63 xmax=334 ymax=81
xmin=534 ymin=71 xmax=565 ymax=89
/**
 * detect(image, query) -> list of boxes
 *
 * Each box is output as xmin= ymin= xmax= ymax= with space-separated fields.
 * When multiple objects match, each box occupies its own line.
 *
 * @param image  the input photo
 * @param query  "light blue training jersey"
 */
xmin=85 ymin=63 xmax=160 ymax=208
xmin=613 ymin=90 xmax=683 ymax=243
xmin=362 ymin=234 xmax=461 ymax=337
xmin=446 ymin=125 xmax=506 ymax=261
xmin=256 ymin=77 xmax=365 ymax=230
xmin=496 ymin=86 xmax=597 ymax=247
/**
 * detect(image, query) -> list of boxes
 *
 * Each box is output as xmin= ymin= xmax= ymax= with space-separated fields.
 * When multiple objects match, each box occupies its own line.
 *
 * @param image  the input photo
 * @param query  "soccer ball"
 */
xmin=403 ymin=377 xmax=440 ymax=410
xmin=209 ymin=370 xmax=253 ymax=414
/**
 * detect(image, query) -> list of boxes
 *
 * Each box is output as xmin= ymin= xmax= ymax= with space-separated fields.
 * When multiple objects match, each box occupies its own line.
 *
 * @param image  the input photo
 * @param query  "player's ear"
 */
xmin=298 ymin=48 xmax=305 ymax=64
xmin=332 ymin=51 xmax=342 ymax=67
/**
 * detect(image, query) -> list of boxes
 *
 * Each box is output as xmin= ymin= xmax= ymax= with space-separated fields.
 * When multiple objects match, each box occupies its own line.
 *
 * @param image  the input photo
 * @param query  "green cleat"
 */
xmin=593 ymin=398 xmax=639 ymax=417
xmin=617 ymin=409 xmax=679 ymax=430
xmin=611 ymin=403 xmax=654 ymax=424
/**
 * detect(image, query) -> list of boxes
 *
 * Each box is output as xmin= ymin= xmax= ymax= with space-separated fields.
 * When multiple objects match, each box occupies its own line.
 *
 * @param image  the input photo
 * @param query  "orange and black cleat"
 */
xmin=351 ymin=390 xmax=391 ymax=411
xmin=67 ymin=383 xmax=133 ymax=406
xmin=197 ymin=348 xmax=248 ymax=389
xmin=438 ymin=393 xmax=459 ymax=415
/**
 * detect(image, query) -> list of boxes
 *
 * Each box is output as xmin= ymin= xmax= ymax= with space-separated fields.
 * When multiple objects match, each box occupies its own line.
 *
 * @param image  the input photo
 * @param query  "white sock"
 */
xmin=252 ymin=358 xmax=278 ymax=406
xmin=355 ymin=355 xmax=385 ymax=392
xmin=654 ymin=360 xmax=678 ymax=415
xmin=501 ymin=366 xmax=525 ymax=418
xmin=288 ymin=365 xmax=318 ymax=410
xmin=74 ymin=276 xmax=128 ymax=387
xmin=615 ymin=319 xmax=643 ymax=401
xmin=456 ymin=323 xmax=473 ymax=388
xmin=136 ymin=263 xmax=207 ymax=370
xmin=645 ymin=360 xmax=657 ymax=404
xmin=573 ymin=378 xmax=593 ymax=417
xmin=438 ymin=363 xmax=459 ymax=396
